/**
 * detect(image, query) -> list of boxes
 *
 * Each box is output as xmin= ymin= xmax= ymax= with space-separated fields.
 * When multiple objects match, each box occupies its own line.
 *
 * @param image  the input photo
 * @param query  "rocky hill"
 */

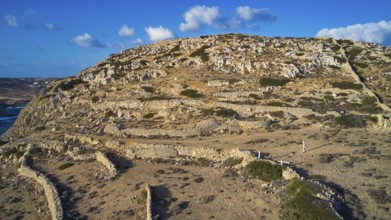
xmin=1 ymin=34 xmax=391 ymax=219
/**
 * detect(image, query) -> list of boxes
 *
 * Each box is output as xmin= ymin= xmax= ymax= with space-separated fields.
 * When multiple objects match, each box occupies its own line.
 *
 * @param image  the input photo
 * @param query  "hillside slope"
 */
xmin=1 ymin=34 xmax=391 ymax=219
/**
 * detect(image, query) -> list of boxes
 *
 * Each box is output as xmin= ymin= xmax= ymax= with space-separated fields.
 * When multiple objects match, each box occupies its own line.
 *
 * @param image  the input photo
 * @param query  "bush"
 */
xmin=202 ymin=108 xmax=215 ymax=115
xmin=223 ymin=157 xmax=243 ymax=167
xmin=335 ymin=115 xmax=366 ymax=128
xmin=180 ymin=89 xmax=203 ymax=98
xmin=141 ymin=86 xmax=155 ymax=93
xmin=269 ymin=111 xmax=284 ymax=118
xmin=279 ymin=179 xmax=340 ymax=220
xmin=243 ymin=161 xmax=282 ymax=182
xmin=249 ymin=94 xmax=261 ymax=100
xmin=105 ymin=110 xmax=115 ymax=118
xmin=91 ymin=96 xmax=100 ymax=103
xmin=215 ymin=108 xmax=238 ymax=118
xmin=323 ymin=95 xmax=335 ymax=101
xmin=143 ymin=113 xmax=155 ymax=119
xmin=267 ymin=101 xmax=291 ymax=107
xmin=28 ymin=147 xmax=42 ymax=155
xmin=190 ymin=45 xmax=210 ymax=62
xmin=58 ymin=163 xmax=74 ymax=170
xmin=334 ymin=56 xmax=346 ymax=64
xmin=138 ymin=96 xmax=171 ymax=102
xmin=2 ymin=147 xmax=18 ymax=158
xmin=358 ymin=96 xmax=382 ymax=114
xmin=260 ymin=77 xmax=292 ymax=87
xmin=331 ymin=81 xmax=363 ymax=90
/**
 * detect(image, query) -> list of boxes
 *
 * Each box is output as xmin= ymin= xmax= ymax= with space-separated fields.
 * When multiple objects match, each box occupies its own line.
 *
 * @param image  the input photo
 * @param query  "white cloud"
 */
xmin=316 ymin=21 xmax=391 ymax=44
xmin=132 ymin=38 xmax=144 ymax=45
xmin=179 ymin=5 xmax=276 ymax=31
xmin=145 ymin=26 xmax=174 ymax=41
xmin=4 ymin=14 xmax=18 ymax=27
xmin=118 ymin=25 xmax=135 ymax=36
xmin=234 ymin=6 xmax=276 ymax=29
xmin=179 ymin=5 xmax=220 ymax=31
xmin=71 ymin=33 xmax=105 ymax=48
xmin=236 ymin=6 xmax=260 ymax=21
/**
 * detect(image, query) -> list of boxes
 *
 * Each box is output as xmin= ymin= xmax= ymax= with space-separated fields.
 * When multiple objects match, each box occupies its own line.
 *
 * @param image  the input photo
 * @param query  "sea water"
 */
xmin=0 ymin=106 xmax=22 ymax=136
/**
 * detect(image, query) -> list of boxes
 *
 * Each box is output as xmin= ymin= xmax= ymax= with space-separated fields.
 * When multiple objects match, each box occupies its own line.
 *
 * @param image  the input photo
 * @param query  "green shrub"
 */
xmin=28 ymin=147 xmax=42 ymax=155
xmin=243 ymin=161 xmax=282 ymax=182
xmin=298 ymin=100 xmax=316 ymax=108
xmin=138 ymin=96 xmax=171 ymax=102
xmin=141 ymin=86 xmax=155 ymax=93
xmin=143 ymin=113 xmax=155 ymax=119
xmin=358 ymin=96 xmax=382 ymax=114
xmin=91 ymin=96 xmax=100 ymax=103
xmin=296 ymin=52 xmax=304 ymax=56
xmin=249 ymin=94 xmax=261 ymax=100
xmin=228 ymin=79 xmax=240 ymax=85
xmin=347 ymin=47 xmax=363 ymax=59
xmin=202 ymin=108 xmax=215 ymax=115
xmin=279 ymin=179 xmax=340 ymax=220
xmin=331 ymin=81 xmax=363 ymax=90
xmin=338 ymin=92 xmax=348 ymax=97
xmin=58 ymin=163 xmax=74 ymax=170
xmin=223 ymin=157 xmax=243 ymax=167
xmin=269 ymin=111 xmax=284 ymax=118
xmin=105 ymin=110 xmax=116 ymax=118
xmin=180 ymin=89 xmax=203 ymax=98
xmin=352 ymin=62 xmax=368 ymax=68
xmin=335 ymin=115 xmax=366 ymax=128
xmin=267 ymin=101 xmax=291 ymax=107
xmin=260 ymin=77 xmax=292 ymax=87
xmin=2 ymin=147 xmax=18 ymax=158
xmin=190 ymin=45 xmax=210 ymax=62
xmin=334 ymin=56 xmax=346 ymax=64
xmin=323 ymin=95 xmax=335 ymax=101
xmin=215 ymin=108 xmax=238 ymax=118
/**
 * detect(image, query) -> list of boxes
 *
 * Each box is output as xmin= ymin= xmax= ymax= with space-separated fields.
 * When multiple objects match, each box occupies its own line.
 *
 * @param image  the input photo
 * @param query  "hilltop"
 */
xmin=1 ymin=34 xmax=391 ymax=219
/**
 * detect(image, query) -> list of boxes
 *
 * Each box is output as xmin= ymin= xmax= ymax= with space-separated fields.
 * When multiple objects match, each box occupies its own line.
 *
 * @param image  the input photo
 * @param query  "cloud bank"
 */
xmin=72 ymin=33 xmax=105 ymax=48
xmin=118 ymin=25 xmax=135 ymax=36
xmin=179 ymin=5 xmax=276 ymax=32
xmin=316 ymin=21 xmax=391 ymax=44
xmin=145 ymin=26 xmax=174 ymax=41
xmin=3 ymin=10 xmax=60 ymax=30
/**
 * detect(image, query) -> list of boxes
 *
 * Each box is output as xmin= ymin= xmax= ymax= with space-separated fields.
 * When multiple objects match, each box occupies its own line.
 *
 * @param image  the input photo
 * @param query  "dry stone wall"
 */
xmin=18 ymin=155 xmax=63 ymax=220
xmin=95 ymin=151 xmax=118 ymax=177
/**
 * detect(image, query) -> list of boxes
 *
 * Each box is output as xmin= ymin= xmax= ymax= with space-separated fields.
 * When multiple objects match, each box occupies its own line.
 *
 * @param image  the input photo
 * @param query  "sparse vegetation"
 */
xmin=91 ymin=96 xmax=100 ymax=103
xmin=141 ymin=86 xmax=155 ymax=93
xmin=143 ymin=113 xmax=155 ymax=119
xmin=223 ymin=157 xmax=243 ymax=167
xmin=279 ymin=179 xmax=340 ymax=219
xmin=358 ymin=96 xmax=382 ymax=114
xmin=331 ymin=81 xmax=363 ymax=90
xmin=335 ymin=115 xmax=367 ymax=128
xmin=334 ymin=56 xmax=346 ymax=64
xmin=269 ymin=111 xmax=284 ymax=118
xmin=215 ymin=107 xmax=238 ymax=118
xmin=180 ymin=89 xmax=203 ymax=98
xmin=243 ymin=161 xmax=282 ymax=182
xmin=190 ymin=45 xmax=210 ymax=62
xmin=105 ymin=110 xmax=116 ymax=118
xmin=58 ymin=163 xmax=75 ymax=170
xmin=267 ymin=101 xmax=291 ymax=107
xmin=260 ymin=77 xmax=292 ymax=87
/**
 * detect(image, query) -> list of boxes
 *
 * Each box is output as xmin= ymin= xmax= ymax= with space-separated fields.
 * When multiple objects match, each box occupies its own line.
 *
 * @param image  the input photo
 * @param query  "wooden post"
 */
xmin=302 ymin=140 xmax=305 ymax=153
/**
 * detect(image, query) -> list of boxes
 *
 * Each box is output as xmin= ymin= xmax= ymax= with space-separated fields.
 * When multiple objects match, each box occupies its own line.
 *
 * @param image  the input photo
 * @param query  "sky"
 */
xmin=1 ymin=0 xmax=391 ymax=78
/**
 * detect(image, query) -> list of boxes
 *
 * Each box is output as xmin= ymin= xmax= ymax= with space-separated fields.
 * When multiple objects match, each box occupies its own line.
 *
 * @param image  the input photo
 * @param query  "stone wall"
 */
xmin=96 ymin=151 xmax=118 ymax=177
xmin=145 ymin=183 xmax=152 ymax=220
xmin=18 ymin=155 xmax=63 ymax=220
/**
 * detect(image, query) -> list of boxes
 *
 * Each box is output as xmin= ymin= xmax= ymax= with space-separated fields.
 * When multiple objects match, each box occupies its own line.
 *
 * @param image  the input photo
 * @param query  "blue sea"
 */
xmin=0 ymin=106 xmax=22 ymax=136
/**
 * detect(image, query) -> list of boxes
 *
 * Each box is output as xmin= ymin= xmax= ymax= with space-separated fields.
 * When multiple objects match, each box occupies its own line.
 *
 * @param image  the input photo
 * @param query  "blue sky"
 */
xmin=1 ymin=0 xmax=391 ymax=78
